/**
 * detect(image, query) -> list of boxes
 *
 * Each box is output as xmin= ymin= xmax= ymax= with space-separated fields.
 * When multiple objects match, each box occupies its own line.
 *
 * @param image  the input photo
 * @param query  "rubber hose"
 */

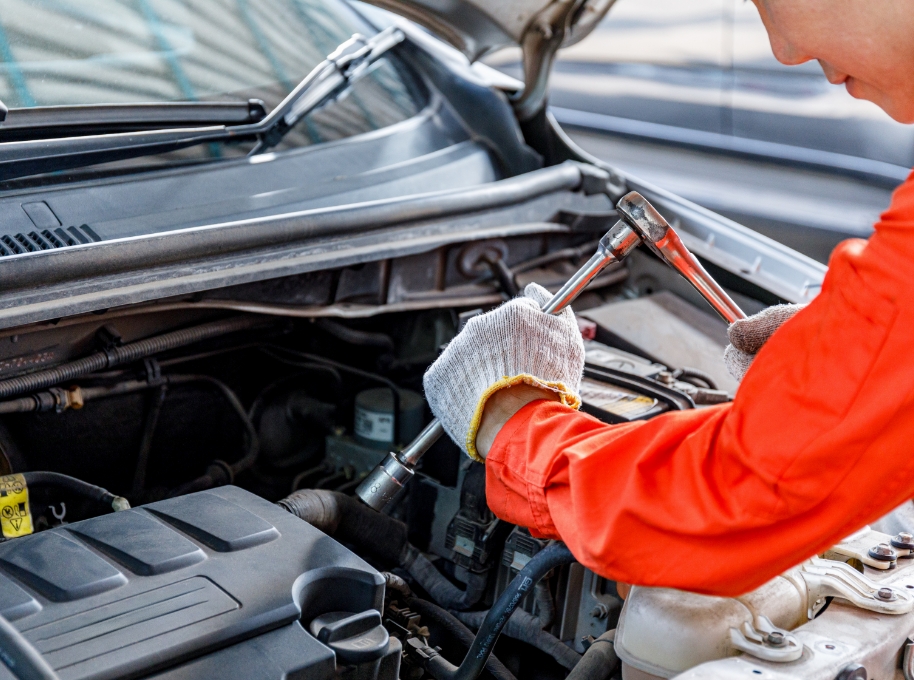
xmin=22 ymin=472 xmax=128 ymax=511
xmin=424 ymin=542 xmax=576 ymax=680
xmin=0 ymin=612 xmax=59 ymax=680
xmin=406 ymin=597 xmax=517 ymax=680
xmin=455 ymin=608 xmax=581 ymax=670
xmin=534 ymin=581 xmax=555 ymax=628
xmin=405 ymin=549 xmax=488 ymax=610
xmin=278 ymin=489 xmax=409 ymax=565
xmin=0 ymin=316 xmax=262 ymax=399
xmin=565 ymin=631 xmax=618 ymax=680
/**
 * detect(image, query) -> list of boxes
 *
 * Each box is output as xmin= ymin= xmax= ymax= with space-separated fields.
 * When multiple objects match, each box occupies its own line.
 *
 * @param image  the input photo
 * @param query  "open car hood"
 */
xmin=361 ymin=0 xmax=618 ymax=119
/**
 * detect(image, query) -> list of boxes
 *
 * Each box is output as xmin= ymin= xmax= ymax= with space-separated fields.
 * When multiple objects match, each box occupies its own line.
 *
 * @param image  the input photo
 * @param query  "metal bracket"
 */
xmin=729 ymin=615 xmax=802 ymax=663
xmin=801 ymin=557 xmax=914 ymax=618
xmin=825 ymin=527 xmax=902 ymax=570
xmin=513 ymin=0 xmax=584 ymax=121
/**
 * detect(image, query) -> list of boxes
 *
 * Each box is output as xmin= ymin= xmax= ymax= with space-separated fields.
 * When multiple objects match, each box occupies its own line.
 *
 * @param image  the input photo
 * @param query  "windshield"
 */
xmin=0 ymin=0 xmax=423 ymax=182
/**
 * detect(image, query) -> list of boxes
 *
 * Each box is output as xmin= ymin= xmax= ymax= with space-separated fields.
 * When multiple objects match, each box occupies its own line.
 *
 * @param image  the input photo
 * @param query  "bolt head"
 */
xmin=891 ymin=532 xmax=914 ymax=550
xmin=766 ymin=631 xmax=786 ymax=647
xmin=876 ymin=587 xmax=896 ymax=602
xmin=589 ymin=604 xmax=609 ymax=620
xmin=868 ymin=543 xmax=897 ymax=561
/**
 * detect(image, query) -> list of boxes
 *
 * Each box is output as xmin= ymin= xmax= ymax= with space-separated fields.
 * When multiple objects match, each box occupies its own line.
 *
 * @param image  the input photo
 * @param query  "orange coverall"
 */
xmin=486 ymin=172 xmax=914 ymax=597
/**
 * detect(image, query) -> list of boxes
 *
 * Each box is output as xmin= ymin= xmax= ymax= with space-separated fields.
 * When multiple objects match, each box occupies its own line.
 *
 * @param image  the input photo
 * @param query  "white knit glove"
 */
xmin=423 ymin=283 xmax=585 ymax=462
xmin=724 ymin=304 xmax=804 ymax=381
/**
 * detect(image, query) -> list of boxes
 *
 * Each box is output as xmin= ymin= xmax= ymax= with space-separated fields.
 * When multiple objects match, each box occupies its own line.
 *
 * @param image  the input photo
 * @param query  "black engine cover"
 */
xmin=0 ymin=486 xmax=384 ymax=679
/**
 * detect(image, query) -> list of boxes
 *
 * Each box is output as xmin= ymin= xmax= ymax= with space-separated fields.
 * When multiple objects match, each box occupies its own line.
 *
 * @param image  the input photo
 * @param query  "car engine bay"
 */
xmin=0 ymin=224 xmax=906 ymax=680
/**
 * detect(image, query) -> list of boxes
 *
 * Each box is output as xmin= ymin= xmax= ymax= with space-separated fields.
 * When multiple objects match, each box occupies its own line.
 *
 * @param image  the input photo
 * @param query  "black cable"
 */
xmin=131 ymin=384 xmax=168 ymax=499
xmin=166 ymin=374 xmax=260 ymax=475
xmin=406 ymin=597 xmax=517 ymax=680
xmin=21 ymin=472 xmax=127 ymax=512
xmin=314 ymin=319 xmax=395 ymax=352
xmin=262 ymin=346 xmax=403 ymax=447
xmin=247 ymin=366 xmax=343 ymax=427
xmin=671 ymin=367 xmax=718 ymax=390
xmin=163 ymin=374 xmax=260 ymax=497
xmin=455 ymin=608 xmax=581 ymax=670
xmin=420 ymin=542 xmax=576 ymax=680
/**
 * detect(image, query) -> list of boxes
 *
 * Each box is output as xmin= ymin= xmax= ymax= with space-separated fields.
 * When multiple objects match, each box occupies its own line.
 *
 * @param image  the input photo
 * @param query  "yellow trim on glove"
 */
xmin=465 ymin=374 xmax=581 ymax=463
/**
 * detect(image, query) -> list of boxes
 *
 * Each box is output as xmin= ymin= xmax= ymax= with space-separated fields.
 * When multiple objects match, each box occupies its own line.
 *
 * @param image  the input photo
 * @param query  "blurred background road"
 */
xmin=486 ymin=0 xmax=912 ymax=263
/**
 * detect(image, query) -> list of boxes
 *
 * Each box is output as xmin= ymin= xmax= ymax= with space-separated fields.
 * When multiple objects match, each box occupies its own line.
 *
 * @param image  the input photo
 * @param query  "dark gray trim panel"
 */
xmin=0 ymin=163 xmax=612 ymax=328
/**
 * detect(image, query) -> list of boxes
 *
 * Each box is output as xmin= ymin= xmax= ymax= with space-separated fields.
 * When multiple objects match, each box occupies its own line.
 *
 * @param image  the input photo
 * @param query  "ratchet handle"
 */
xmin=616 ymin=192 xmax=747 ymax=324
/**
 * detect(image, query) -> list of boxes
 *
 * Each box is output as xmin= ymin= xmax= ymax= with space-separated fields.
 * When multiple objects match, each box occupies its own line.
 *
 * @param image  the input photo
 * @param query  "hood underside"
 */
xmin=362 ymin=0 xmax=617 ymax=61
xmin=361 ymin=0 xmax=617 ymax=121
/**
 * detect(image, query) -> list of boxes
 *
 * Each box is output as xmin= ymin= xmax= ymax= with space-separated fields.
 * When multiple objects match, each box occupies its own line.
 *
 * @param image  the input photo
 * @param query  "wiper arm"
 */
xmin=0 ymin=27 xmax=405 ymax=182
xmin=0 ymin=100 xmax=268 ymax=142
xmin=248 ymin=27 xmax=406 ymax=154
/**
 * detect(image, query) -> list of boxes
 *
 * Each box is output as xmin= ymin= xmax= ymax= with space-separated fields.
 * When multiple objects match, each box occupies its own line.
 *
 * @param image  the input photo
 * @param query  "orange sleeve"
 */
xmin=486 ymin=172 xmax=914 ymax=597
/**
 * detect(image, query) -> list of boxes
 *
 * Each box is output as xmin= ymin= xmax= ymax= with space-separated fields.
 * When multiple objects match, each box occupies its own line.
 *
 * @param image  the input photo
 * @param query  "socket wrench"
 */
xmin=356 ymin=192 xmax=745 ymax=511
xmin=615 ymin=192 xmax=746 ymax=324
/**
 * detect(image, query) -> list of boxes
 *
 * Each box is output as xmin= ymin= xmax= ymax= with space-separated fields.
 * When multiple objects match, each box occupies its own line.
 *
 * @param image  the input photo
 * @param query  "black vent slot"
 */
xmin=0 ymin=224 xmax=100 ymax=257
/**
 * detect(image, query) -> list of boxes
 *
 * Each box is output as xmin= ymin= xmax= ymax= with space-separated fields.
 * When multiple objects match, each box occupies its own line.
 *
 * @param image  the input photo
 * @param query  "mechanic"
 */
xmin=423 ymin=0 xmax=914 ymax=597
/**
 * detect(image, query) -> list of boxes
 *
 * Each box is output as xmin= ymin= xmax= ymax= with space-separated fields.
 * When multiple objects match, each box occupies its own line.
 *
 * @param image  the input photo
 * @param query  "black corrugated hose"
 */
xmin=278 ymin=489 xmax=409 ymax=565
xmin=0 ymin=316 xmax=263 ymax=400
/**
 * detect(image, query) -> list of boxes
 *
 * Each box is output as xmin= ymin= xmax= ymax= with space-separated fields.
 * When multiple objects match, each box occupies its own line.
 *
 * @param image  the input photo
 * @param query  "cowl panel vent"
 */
xmin=0 ymin=224 xmax=101 ymax=256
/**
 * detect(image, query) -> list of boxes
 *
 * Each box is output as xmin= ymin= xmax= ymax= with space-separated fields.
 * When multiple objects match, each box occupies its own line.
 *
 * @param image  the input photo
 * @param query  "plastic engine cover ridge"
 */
xmin=0 ymin=486 xmax=385 ymax=680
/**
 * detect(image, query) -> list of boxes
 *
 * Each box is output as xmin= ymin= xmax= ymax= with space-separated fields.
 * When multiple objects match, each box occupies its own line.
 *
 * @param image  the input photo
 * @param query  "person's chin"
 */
xmin=844 ymin=77 xmax=863 ymax=99
xmin=844 ymin=78 xmax=877 ymax=105
xmin=847 ymin=80 xmax=914 ymax=123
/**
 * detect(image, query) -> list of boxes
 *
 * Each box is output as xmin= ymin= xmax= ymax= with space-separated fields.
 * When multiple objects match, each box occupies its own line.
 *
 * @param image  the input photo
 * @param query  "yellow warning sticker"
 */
xmin=0 ymin=474 xmax=32 ymax=538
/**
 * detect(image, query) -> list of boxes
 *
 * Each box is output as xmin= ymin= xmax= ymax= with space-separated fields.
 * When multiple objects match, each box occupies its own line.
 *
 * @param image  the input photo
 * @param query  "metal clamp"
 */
xmin=825 ymin=527 xmax=900 ymax=570
xmin=801 ymin=557 xmax=914 ymax=618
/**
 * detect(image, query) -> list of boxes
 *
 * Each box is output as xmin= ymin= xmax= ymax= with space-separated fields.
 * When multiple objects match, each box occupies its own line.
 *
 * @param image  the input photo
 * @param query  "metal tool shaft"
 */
xmin=357 ymin=191 xmax=745 ymax=512
xmin=356 ymin=220 xmax=640 ymax=510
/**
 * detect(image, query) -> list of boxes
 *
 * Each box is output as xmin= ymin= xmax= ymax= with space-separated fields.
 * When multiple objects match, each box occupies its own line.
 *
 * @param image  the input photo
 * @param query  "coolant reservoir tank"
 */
xmin=615 ymin=574 xmax=806 ymax=679
xmin=354 ymin=387 xmax=424 ymax=449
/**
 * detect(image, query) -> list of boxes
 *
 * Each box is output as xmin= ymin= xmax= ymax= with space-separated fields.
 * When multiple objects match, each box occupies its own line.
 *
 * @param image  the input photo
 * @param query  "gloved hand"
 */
xmin=724 ymin=304 xmax=804 ymax=381
xmin=423 ymin=283 xmax=585 ymax=462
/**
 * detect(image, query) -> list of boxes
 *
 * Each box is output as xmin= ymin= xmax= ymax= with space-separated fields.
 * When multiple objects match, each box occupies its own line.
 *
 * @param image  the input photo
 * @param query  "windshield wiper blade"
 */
xmin=0 ymin=100 xmax=267 ymax=142
xmin=0 ymin=26 xmax=405 ymax=182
